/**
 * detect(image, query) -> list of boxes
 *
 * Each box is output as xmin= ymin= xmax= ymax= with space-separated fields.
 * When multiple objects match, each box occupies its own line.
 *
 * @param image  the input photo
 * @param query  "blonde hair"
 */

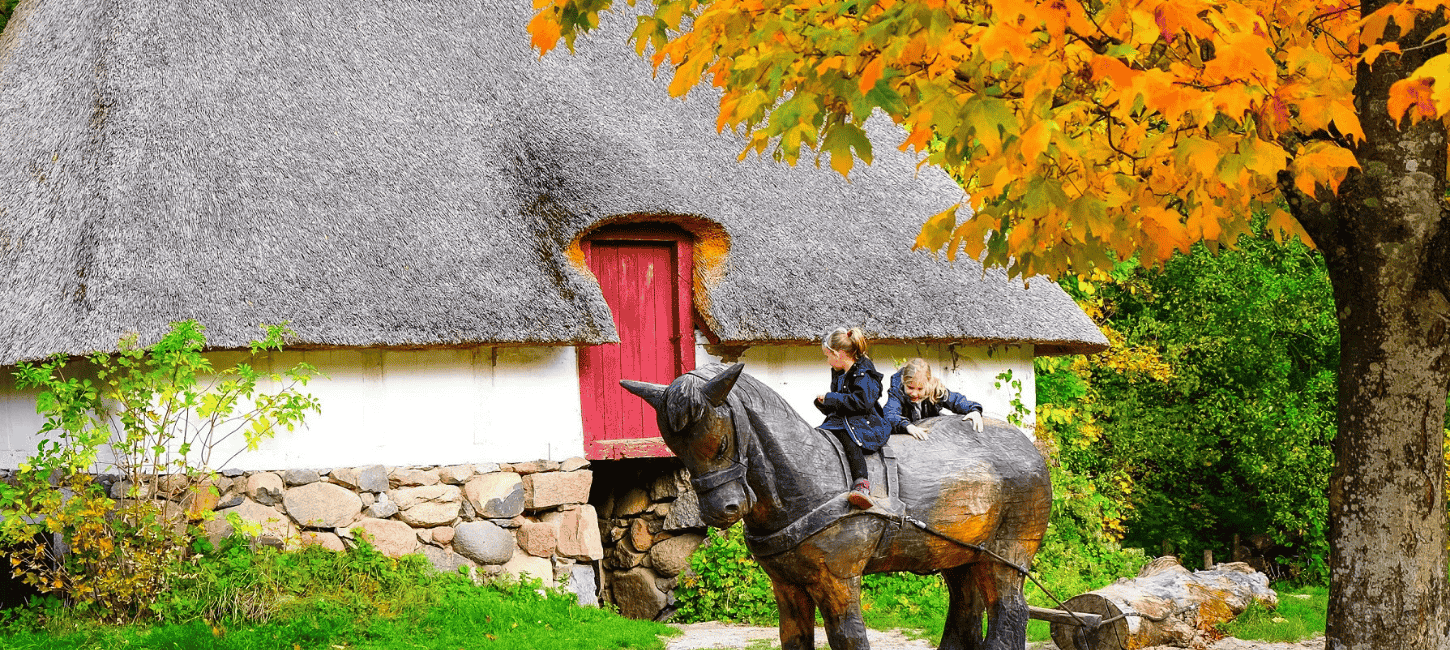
xmin=900 ymin=358 xmax=947 ymax=402
xmin=822 ymin=326 xmax=869 ymax=359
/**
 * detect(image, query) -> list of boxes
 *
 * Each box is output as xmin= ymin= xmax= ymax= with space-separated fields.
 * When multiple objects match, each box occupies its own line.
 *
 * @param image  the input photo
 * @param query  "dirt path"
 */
xmin=662 ymin=622 xmax=1326 ymax=650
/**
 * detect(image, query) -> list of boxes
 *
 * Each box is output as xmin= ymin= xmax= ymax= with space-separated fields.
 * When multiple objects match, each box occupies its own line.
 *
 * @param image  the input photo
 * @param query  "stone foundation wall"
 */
xmin=113 ymin=458 xmax=605 ymax=605
xmin=593 ymin=462 xmax=708 ymax=620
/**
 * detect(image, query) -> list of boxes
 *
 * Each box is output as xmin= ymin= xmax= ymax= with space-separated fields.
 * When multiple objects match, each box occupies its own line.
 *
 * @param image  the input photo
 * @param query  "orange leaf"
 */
xmin=859 ymin=57 xmax=885 ymax=94
xmin=1388 ymin=77 xmax=1437 ymax=126
xmin=528 ymin=9 xmax=564 ymax=56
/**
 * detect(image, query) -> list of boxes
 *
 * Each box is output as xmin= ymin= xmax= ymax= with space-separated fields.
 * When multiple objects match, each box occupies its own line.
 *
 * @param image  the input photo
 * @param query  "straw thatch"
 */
xmin=0 ymin=0 xmax=1106 ymax=366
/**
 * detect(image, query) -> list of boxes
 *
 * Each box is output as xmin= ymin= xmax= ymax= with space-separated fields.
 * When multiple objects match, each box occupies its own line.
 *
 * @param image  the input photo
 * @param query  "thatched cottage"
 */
xmin=0 ymin=0 xmax=1105 ymax=616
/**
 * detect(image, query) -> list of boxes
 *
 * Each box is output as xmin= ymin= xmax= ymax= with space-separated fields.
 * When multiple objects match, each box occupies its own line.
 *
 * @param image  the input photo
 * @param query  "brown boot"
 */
xmin=847 ymin=479 xmax=873 ymax=509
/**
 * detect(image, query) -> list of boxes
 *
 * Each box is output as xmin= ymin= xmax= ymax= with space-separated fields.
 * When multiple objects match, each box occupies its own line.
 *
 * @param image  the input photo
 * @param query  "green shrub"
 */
xmin=0 ymin=321 xmax=319 ymax=617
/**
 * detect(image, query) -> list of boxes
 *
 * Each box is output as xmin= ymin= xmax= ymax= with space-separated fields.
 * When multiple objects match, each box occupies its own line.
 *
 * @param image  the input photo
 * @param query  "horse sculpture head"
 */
xmin=621 ymin=363 xmax=748 ymax=528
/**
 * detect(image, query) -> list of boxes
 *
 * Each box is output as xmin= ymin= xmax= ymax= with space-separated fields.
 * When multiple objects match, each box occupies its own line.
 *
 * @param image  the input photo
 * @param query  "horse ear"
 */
xmin=701 ymin=363 xmax=745 ymax=408
xmin=620 ymin=380 xmax=667 ymax=410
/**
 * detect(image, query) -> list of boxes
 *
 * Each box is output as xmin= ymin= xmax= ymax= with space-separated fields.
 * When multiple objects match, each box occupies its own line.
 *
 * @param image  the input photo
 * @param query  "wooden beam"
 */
xmin=1028 ymin=606 xmax=1103 ymax=629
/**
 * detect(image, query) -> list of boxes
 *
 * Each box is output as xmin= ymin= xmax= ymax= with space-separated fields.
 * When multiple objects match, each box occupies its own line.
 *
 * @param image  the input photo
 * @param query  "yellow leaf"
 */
xmin=1388 ymin=77 xmax=1437 ymax=126
xmin=528 ymin=9 xmax=564 ymax=56
xmin=914 ymin=204 xmax=960 ymax=252
xmin=1019 ymin=120 xmax=1053 ymax=163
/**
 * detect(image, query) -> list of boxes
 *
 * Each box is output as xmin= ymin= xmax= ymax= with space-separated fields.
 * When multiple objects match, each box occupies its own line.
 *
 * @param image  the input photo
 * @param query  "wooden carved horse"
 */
xmin=622 ymin=363 xmax=1051 ymax=650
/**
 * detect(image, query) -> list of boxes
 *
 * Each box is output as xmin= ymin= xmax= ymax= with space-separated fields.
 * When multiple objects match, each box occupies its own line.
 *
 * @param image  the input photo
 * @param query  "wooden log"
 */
xmin=1049 ymin=556 xmax=1278 ymax=650
xmin=1028 ymin=605 xmax=1102 ymax=628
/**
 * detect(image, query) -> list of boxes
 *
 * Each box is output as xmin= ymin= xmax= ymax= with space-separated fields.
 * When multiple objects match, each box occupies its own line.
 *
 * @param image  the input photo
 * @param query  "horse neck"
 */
xmin=735 ymin=389 xmax=848 ymax=532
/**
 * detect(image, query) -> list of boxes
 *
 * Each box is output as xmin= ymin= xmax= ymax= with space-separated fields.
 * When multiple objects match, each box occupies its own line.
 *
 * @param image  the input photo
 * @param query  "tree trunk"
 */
xmin=1285 ymin=7 xmax=1450 ymax=648
xmin=1048 ymin=557 xmax=1277 ymax=650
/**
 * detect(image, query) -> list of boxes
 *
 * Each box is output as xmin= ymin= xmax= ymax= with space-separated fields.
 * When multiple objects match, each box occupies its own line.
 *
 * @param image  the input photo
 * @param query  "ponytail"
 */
xmin=823 ymin=326 xmax=870 ymax=359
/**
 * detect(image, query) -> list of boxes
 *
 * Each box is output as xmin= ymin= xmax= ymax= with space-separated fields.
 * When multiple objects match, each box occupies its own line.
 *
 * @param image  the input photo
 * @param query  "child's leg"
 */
xmin=826 ymin=428 xmax=868 ymax=482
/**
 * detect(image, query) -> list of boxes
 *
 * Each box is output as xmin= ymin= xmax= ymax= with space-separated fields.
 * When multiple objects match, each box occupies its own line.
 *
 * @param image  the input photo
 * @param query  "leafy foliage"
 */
xmin=1037 ymin=230 xmax=1338 ymax=583
xmin=522 ymin=0 xmax=1436 ymax=278
xmin=0 ymin=0 xmax=17 ymax=34
xmin=0 ymin=321 xmax=320 ymax=617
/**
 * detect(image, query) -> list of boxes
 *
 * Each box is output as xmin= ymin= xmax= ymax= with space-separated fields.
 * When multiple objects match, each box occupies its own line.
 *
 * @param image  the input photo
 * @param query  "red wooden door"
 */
xmin=579 ymin=231 xmax=694 ymax=459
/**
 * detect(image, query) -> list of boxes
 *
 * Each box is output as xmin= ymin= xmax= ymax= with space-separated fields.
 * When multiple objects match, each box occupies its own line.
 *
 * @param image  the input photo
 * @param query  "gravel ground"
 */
xmin=661 ymin=622 xmax=1326 ymax=650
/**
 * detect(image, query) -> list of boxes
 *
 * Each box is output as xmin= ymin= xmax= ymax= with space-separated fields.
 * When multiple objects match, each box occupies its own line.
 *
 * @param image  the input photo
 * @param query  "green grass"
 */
xmin=1217 ymin=583 xmax=1327 ymax=643
xmin=0 ymin=539 xmax=675 ymax=650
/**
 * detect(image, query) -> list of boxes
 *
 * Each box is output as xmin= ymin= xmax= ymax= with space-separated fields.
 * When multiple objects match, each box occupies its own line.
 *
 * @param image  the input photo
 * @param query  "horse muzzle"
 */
xmin=691 ymin=462 xmax=751 ymax=527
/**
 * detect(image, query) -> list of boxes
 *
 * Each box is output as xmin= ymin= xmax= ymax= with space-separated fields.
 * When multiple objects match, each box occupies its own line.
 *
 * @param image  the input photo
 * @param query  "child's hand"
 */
xmin=963 ymin=412 xmax=983 ymax=432
xmin=906 ymin=424 xmax=929 ymax=440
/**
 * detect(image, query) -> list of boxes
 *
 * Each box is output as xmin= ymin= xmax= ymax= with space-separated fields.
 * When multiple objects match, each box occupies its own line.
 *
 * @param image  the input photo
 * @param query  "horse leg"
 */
xmin=808 ymin=574 xmax=871 ymax=650
xmin=980 ymin=560 xmax=1029 ymax=650
xmin=937 ymin=564 xmax=987 ymax=650
xmin=769 ymin=577 xmax=817 ymax=650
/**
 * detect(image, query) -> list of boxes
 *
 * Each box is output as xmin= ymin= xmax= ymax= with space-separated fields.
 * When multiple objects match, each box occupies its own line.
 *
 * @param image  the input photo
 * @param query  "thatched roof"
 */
xmin=0 ymin=0 xmax=1107 ymax=366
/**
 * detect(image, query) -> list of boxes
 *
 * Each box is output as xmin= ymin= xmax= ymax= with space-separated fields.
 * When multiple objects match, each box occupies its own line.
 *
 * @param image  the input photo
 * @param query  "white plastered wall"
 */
xmin=694 ymin=338 xmax=1036 ymax=437
xmin=0 ymin=338 xmax=1037 ymax=471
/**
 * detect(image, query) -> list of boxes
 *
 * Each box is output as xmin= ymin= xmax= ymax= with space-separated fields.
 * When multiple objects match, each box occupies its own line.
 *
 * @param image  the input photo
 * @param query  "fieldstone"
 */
xmin=649 ymin=469 xmax=689 ymax=501
xmin=422 ymin=545 xmax=476 ymax=574
xmin=348 ymin=518 xmax=418 ymax=557
xmin=391 ymin=468 xmax=441 ymax=487
xmin=220 ymin=468 xmax=245 ymax=478
xmin=283 ymin=469 xmax=320 ymax=486
xmin=453 ymin=521 xmax=516 ymax=565
xmin=395 ymin=490 xmax=461 ymax=527
xmin=216 ymin=493 xmax=245 ymax=510
xmin=391 ymin=484 xmax=461 ymax=510
xmin=356 ymin=465 xmax=389 ymax=493
xmin=570 ymin=564 xmax=599 ymax=607
xmin=464 ymin=472 xmax=525 ymax=518
xmin=365 ymin=493 xmax=399 ymax=519
xmin=330 ymin=467 xmax=360 ymax=489
xmin=629 ymin=518 xmax=654 ymax=552
xmin=615 ymin=487 xmax=650 ymax=517
xmin=247 ymin=473 xmax=284 ymax=506
xmin=612 ymin=568 xmax=668 ymax=620
xmin=416 ymin=528 xmax=434 ymax=545
xmin=654 ymin=502 xmax=672 ymax=519
xmin=607 ymin=524 xmax=626 ymax=543
xmin=284 ymin=482 xmax=362 ymax=528
xmin=110 ymin=479 xmax=152 ymax=500
xmin=663 ymin=489 xmax=704 ymax=531
xmin=474 ymin=462 xmax=501 ymax=474
xmin=298 ymin=530 xmax=346 ymax=552
xmin=503 ymin=552 xmax=554 ymax=587
xmin=559 ymin=457 xmax=590 ymax=472
xmin=649 ymin=533 xmax=705 ymax=577
xmin=181 ymin=483 xmax=222 ymax=519
xmin=158 ymin=473 xmax=190 ymax=496
xmin=507 ymin=460 xmax=560 ymax=475
xmin=543 ymin=505 xmax=604 ymax=560
xmin=461 ymin=499 xmax=477 ymax=519
xmin=433 ymin=526 xmax=456 ymax=545
xmin=517 ymin=521 xmax=559 ymax=557
xmin=210 ymin=499 xmax=295 ymax=547
xmin=524 ymin=470 xmax=592 ymax=510
xmin=437 ymin=464 xmax=474 ymax=485
xmin=360 ymin=492 xmax=377 ymax=507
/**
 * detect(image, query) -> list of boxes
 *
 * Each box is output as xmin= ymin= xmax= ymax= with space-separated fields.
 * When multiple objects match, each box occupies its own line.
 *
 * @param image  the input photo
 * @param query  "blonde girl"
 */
xmin=884 ymin=358 xmax=984 ymax=440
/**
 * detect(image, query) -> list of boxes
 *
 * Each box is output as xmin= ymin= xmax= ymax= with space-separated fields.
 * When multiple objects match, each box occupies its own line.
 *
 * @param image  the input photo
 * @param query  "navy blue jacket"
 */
xmin=883 ymin=370 xmax=983 ymax=436
xmin=814 ymin=356 xmax=892 ymax=453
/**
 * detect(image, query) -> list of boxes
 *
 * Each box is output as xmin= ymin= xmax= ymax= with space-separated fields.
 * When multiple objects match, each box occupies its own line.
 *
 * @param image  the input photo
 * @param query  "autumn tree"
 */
xmin=532 ymin=0 xmax=1450 ymax=647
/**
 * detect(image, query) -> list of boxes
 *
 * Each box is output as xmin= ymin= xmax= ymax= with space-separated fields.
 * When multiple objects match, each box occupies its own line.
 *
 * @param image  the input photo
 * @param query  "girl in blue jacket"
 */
xmin=813 ymin=327 xmax=891 ymax=509
xmin=884 ymin=358 xmax=984 ymax=439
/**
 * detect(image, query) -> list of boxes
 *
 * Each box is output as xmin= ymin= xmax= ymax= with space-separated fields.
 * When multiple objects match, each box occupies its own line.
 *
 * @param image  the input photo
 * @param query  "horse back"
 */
xmin=865 ymin=416 xmax=1051 ymax=574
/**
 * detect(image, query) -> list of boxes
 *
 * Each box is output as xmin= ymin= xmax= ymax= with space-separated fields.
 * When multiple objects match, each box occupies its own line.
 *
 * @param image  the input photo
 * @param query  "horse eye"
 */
xmin=715 ymin=433 xmax=730 ymax=459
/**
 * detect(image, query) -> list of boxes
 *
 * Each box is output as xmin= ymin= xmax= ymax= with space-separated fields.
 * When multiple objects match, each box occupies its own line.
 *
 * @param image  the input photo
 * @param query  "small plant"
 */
xmin=0 ymin=321 xmax=320 ymax=617
xmin=993 ymin=369 xmax=1031 ymax=429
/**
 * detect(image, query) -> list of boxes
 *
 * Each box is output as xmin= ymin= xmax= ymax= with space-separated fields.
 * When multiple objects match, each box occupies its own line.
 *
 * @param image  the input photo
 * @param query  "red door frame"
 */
xmin=578 ymin=226 xmax=695 ymax=459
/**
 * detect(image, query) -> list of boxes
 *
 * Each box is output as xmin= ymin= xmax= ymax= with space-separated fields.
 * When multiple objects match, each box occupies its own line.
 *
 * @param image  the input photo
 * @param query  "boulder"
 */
xmin=422 ymin=545 xmax=476 ymax=575
xmin=298 ymin=530 xmax=346 ymax=552
xmin=649 ymin=533 xmax=705 ymax=577
xmin=517 ymin=521 xmax=559 ymax=557
xmin=649 ymin=468 xmax=690 ymax=501
xmin=464 ymin=473 xmax=525 ymax=518
xmin=330 ymin=467 xmax=360 ymax=489
xmin=453 ymin=521 xmax=516 ymax=565
xmin=392 ymin=485 xmax=462 ymax=527
xmin=348 ymin=518 xmax=418 ymax=557
xmin=246 ymin=473 xmax=284 ymax=506
xmin=181 ymin=483 xmax=222 ymax=519
xmin=211 ymin=498 xmax=295 ymax=547
xmin=507 ymin=460 xmax=560 ymax=475
xmin=629 ymin=518 xmax=654 ymax=552
xmin=524 ymin=470 xmax=593 ymax=510
xmin=502 ymin=552 xmax=554 ymax=587
xmin=391 ymin=468 xmax=441 ymax=487
xmin=615 ymin=487 xmax=650 ymax=517
xmin=437 ymin=464 xmax=474 ymax=485
xmin=283 ymin=469 xmax=321 ymax=486
xmin=432 ymin=526 xmax=456 ymax=545
xmin=365 ymin=493 xmax=399 ymax=519
xmin=356 ymin=465 xmax=389 ymax=493
xmin=284 ymin=482 xmax=362 ymax=528
xmin=559 ymin=457 xmax=590 ymax=472
xmin=543 ymin=505 xmax=604 ymax=561
xmin=612 ymin=568 xmax=668 ymax=620
xmin=663 ymin=489 xmax=704 ymax=531
xmin=569 ymin=563 xmax=599 ymax=607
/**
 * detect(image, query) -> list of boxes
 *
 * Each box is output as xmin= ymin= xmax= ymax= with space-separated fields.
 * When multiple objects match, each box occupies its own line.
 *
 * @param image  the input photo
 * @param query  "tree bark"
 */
xmin=1286 ymin=7 xmax=1450 ymax=648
